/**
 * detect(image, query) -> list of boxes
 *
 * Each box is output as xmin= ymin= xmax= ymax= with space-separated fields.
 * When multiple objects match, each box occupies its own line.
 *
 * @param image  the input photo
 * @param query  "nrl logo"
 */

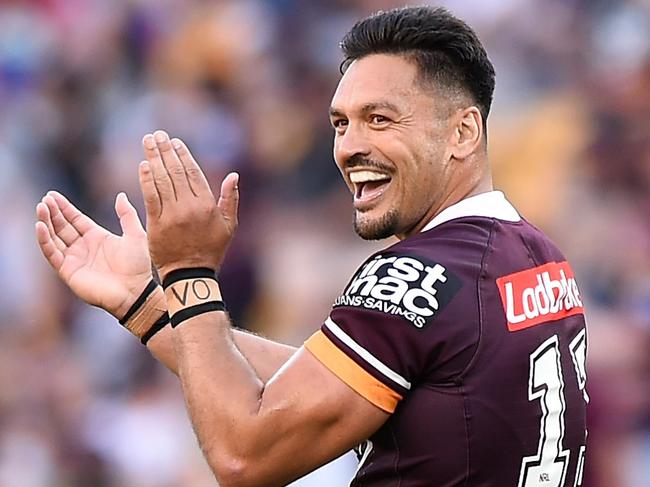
xmin=334 ymin=253 xmax=462 ymax=328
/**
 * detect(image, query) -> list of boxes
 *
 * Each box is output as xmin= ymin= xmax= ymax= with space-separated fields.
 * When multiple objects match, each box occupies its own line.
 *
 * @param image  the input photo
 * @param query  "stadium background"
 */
xmin=1 ymin=0 xmax=649 ymax=485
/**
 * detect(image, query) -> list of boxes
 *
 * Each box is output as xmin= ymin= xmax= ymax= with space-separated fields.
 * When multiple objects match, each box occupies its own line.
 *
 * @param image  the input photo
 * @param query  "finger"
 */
xmin=153 ymin=130 xmax=192 ymax=198
xmin=48 ymin=191 xmax=96 ymax=235
xmin=115 ymin=192 xmax=146 ymax=237
xmin=217 ymin=172 xmax=240 ymax=227
xmin=43 ymin=195 xmax=82 ymax=246
xmin=36 ymin=201 xmax=66 ymax=252
xmin=138 ymin=160 xmax=162 ymax=220
xmin=171 ymin=137 xmax=211 ymax=197
xmin=142 ymin=133 xmax=175 ymax=203
xmin=35 ymin=221 xmax=64 ymax=270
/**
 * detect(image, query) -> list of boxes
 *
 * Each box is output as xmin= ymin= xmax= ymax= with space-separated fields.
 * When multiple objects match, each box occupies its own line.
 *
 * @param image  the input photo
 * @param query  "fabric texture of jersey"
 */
xmin=305 ymin=191 xmax=588 ymax=487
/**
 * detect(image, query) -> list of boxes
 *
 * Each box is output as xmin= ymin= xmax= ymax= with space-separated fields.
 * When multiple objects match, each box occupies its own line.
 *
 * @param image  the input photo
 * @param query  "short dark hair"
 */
xmin=340 ymin=6 xmax=496 ymax=129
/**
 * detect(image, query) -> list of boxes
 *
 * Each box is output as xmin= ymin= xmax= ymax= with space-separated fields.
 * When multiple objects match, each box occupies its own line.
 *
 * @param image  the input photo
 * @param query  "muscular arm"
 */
xmin=172 ymin=304 xmax=387 ymax=487
xmin=147 ymin=325 xmax=296 ymax=382
xmin=140 ymin=131 xmax=389 ymax=486
xmin=35 ymin=131 xmax=371 ymax=487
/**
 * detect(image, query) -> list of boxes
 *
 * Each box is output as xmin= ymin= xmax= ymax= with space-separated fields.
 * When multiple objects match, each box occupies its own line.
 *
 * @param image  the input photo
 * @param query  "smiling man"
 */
xmin=329 ymin=55 xmax=481 ymax=242
xmin=36 ymin=6 xmax=588 ymax=487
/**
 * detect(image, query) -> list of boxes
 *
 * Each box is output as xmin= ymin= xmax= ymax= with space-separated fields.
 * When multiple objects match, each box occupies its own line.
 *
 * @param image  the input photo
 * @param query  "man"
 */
xmin=36 ymin=6 xmax=587 ymax=487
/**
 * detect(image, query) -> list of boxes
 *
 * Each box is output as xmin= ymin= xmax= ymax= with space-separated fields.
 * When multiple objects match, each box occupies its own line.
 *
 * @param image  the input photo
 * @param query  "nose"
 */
xmin=334 ymin=123 xmax=372 ymax=168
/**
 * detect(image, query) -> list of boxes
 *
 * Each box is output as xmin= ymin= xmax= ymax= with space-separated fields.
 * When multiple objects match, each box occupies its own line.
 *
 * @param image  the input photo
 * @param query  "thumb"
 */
xmin=115 ymin=192 xmax=146 ymax=237
xmin=217 ymin=172 xmax=240 ymax=227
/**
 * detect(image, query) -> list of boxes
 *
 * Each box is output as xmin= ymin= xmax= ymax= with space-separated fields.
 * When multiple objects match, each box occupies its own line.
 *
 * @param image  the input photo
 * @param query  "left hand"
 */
xmin=35 ymin=191 xmax=152 ymax=319
xmin=138 ymin=130 xmax=239 ymax=279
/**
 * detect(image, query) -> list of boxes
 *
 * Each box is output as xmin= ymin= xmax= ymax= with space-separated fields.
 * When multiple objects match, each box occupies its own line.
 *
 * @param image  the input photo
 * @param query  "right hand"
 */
xmin=35 ymin=191 xmax=152 ymax=319
xmin=138 ymin=131 xmax=239 ymax=279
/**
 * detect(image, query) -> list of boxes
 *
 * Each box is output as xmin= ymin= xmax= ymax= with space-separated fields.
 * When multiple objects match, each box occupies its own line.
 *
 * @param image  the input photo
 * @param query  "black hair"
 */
xmin=340 ymin=6 xmax=496 ymax=130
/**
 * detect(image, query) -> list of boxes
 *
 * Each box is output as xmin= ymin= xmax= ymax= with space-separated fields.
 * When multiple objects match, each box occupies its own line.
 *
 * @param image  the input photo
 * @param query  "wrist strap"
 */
xmin=119 ymin=280 xmax=158 ymax=325
xmin=120 ymin=280 xmax=168 ymax=342
xmin=141 ymin=311 xmax=170 ymax=345
xmin=170 ymin=301 xmax=226 ymax=328
xmin=163 ymin=268 xmax=225 ymax=328
xmin=162 ymin=267 xmax=217 ymax=289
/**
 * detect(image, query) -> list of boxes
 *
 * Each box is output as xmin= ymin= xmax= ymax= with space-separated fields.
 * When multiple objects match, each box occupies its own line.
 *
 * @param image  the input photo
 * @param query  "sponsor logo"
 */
xmin=496 ymin=261 xmax=584 ymax=332
xmin=334 ymin=253 xmax=462 ymax=328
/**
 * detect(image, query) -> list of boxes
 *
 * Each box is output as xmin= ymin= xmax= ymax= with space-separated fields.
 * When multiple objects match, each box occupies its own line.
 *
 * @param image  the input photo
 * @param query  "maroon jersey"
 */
xmin=305 ymin=191 xmax=588 ymax=487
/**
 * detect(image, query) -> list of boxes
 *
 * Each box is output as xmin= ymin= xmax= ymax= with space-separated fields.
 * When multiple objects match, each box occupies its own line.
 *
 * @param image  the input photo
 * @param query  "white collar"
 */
xmin=421 ymin=190 xmax=520 ymax=233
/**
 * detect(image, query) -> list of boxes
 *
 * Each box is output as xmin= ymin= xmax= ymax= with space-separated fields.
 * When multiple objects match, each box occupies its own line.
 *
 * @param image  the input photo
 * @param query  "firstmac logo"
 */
xmin=334 ymin=253 xmax=462 ymax=328
xmin=496 ymin=261 xmax=584 ymax=332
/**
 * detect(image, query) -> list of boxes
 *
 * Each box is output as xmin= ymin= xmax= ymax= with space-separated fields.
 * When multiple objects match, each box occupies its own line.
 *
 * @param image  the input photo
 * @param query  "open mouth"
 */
xmin=350 ymin=170 xmax=392 ymax=207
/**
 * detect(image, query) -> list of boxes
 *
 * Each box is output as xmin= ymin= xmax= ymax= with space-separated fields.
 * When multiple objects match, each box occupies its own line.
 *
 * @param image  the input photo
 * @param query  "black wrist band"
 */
xmin=162 ymin=268 xmax=217 ymax=289
xmin=119 ymin=279 xmax=158 ymax=325
xmin=141 ymin=312 xmax=170 ymax=345
xmin=170 ymin=301 xmax=226 ymax=328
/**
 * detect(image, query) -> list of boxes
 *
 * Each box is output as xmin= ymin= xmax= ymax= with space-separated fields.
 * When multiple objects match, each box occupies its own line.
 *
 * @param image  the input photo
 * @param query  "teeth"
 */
xmin=349 ymin=170 xmax=390 ymax=184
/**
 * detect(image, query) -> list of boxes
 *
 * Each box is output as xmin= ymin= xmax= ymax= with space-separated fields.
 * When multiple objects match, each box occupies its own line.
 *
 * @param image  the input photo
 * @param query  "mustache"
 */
xmin=345 ymin=154 xmax=393 ymax=173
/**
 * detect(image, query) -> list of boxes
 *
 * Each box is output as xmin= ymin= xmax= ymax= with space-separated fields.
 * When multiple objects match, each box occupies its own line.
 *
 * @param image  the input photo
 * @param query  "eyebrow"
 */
xmin=329 ymin=101 xmax=401 ymax=118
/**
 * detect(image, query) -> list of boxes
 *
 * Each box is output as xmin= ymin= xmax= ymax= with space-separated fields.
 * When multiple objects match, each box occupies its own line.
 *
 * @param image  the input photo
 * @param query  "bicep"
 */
xmin=242 ymin=346 xmax=390 ymax=486
xmin=233 ymin=328 xmax=297 ymax=382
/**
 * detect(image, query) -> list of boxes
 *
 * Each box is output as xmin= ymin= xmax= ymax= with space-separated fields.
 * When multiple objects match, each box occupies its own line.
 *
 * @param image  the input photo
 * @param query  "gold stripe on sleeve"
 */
xmin=304 ymin=330 xmax=402 ymax=413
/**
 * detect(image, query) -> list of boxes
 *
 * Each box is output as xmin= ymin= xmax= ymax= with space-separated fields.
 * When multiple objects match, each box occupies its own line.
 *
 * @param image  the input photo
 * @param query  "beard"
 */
xmin=353 ymin=207 xmax=399 ymax=240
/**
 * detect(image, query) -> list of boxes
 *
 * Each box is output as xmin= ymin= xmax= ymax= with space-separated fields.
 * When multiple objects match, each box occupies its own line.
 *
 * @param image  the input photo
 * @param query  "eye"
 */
xmin=370 ymin=114 xmax=390 ymax=125
xmin=331 ymin=118 xmax=348 ymax=133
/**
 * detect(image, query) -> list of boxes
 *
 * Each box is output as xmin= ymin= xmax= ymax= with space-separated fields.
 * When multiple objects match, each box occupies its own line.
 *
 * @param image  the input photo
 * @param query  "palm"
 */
xmin=36 ymin=191 xmax=152 ymax=319
xmin=60 ymin=226 xmax=151 ymax=315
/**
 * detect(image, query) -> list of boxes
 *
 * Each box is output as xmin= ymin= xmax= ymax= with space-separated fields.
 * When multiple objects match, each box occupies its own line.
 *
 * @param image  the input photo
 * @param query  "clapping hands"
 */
xmin=36 ymin=131 xmax=239 ymax=316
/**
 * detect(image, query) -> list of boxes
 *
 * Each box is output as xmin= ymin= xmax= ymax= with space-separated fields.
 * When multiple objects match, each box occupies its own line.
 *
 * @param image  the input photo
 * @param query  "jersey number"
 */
xmin=518 ymin=330 xmax=588 ymax=487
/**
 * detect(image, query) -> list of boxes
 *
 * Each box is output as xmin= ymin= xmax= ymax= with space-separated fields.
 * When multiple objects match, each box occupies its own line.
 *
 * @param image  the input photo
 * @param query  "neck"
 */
xmin=396 ymin=168 xmax=493 ymax=240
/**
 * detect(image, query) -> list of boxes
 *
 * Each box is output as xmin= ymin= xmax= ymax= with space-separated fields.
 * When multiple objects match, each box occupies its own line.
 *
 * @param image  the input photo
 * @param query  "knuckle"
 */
xmin=169 ymin=165 xmax=185 ymax=177
xmin=153 ymin=175 xmax=171 ymax=188
xmin=185 ymin=167 xmax=202 ymax=178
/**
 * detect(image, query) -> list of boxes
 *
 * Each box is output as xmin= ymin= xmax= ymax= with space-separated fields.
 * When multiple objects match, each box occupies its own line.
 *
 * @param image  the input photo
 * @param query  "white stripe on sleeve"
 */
xmin=324 ymin=317 xmax=412 ymax=390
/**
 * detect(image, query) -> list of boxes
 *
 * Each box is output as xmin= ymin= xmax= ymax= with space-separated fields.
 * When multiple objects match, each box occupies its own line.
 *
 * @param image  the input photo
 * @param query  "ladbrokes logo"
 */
xmin=496 ymin=261 xmax=584 ymax=332
xmin=334 ymin=253 xmax=462 ymax=328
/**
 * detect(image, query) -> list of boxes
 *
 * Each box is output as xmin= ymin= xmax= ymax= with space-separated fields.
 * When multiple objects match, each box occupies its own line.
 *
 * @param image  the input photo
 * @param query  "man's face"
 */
xmin=329 ymin=54 xmax=453 ymax=240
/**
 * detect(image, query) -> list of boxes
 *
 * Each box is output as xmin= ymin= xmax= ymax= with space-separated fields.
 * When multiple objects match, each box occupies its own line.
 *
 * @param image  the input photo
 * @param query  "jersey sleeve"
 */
xmin=304 ymin=250 xmax=465 ymax=413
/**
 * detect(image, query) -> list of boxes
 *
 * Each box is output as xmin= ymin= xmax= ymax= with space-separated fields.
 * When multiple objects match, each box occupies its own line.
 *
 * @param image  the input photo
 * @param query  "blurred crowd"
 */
xmin=0 ymin=0 xmax=648 ymax=485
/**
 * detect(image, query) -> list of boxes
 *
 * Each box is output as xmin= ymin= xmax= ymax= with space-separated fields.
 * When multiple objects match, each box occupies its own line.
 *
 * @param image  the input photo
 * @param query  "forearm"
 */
xmin=170 ymin=306 xmax=361 ymax=487
xmin=146 ymin=324 xmax=296 ymax=382
xmin=136 ymin=132 xmax=364 ymax=486
xmin=172 ymin=310 xmax=273 ymax=485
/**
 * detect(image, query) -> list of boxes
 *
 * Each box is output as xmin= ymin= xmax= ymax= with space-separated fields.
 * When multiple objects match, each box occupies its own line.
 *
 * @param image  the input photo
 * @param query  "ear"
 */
xmin=450 ymin=107 xmax=483 ymax=160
